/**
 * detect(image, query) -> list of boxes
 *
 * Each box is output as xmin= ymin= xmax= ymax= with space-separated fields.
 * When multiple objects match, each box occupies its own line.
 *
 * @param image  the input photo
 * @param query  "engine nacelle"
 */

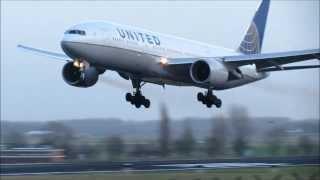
xmin=190 ymin=59 xmax=228 ymax=86
xmin=62 ymin=62 xmax=99 ymax=87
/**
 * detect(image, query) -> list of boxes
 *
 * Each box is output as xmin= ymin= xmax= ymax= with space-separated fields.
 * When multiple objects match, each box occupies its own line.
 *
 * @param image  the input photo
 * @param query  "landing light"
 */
xmin=73 ymin=60 xmax=85 ymax=69
xmin=159 ymin=57 xmax=168 ymax=65
xmin=73 ymin=60 xmax=80 ymax=67
xmin=79 ymin=62 xmax=85 ymax=69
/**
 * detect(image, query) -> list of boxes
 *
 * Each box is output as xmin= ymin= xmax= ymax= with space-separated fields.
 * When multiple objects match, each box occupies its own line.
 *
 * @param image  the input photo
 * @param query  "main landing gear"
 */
xmin=126 ymin=79 xmax=150 ymax=108
xmin=197 ymin=90 xmax=222 ymax=108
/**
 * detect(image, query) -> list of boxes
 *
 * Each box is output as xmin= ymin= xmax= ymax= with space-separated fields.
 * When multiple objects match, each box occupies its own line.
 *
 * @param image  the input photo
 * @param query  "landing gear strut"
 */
xmin=197 ymin=90 xmax=222 ymax=108
xmin=126 ymin=79 xmax=150 ymax=108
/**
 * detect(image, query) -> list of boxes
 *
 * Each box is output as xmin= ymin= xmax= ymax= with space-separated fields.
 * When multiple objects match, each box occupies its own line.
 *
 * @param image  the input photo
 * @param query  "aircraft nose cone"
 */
xmin=61 ymin=41 xmax=77 ymax=59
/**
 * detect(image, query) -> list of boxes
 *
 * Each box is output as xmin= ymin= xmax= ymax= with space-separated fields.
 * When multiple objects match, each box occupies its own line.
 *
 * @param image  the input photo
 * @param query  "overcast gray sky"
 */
xmin=1 ymin=0 xmax=319 ymax=122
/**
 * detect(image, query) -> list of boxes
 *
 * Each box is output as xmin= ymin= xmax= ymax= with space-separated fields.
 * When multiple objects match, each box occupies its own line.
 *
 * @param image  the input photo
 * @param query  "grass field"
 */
xmin=2 ymin=166 xmax=320 ymax=180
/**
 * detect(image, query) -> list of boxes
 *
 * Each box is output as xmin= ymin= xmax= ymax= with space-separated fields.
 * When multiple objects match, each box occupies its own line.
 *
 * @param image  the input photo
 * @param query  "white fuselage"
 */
xmin=61 ymin=21 xmax=268 ymax=90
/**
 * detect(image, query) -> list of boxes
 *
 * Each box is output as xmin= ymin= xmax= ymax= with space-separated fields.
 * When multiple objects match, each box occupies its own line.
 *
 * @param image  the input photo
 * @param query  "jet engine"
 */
xmin=62 ymin=62 xmax=99 ymax=87
xmin=190 ymin=59 xmax=228 ymax=86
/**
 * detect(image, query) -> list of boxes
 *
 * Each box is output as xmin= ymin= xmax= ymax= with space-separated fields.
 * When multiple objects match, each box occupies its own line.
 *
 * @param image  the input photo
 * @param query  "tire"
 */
xmin=141 ymin=95 xmax=146 ymax=102
xmin=144 ymin=99 xmax=151 ymax=108
xmin=206 ymin=103 xmax=212 ymax=108
xmin=208 ymin=95 xmax=216 ymax=102
xmin=126 ymin=93 xmax=132 ymax=102
xmin=197 ymin=92 xmax=204 ymax=101
xmin=215 ymin=99 xmax=222 ymax=108
xmin=130 ymin=99 xmax=135 ymax=105
xmin=130 ymin=95 xmax=136 ymax=104
xmin=135 ymin=95 xmax=143 ymax=105
xmin=135 ymin=102 xmax=141 ymax=108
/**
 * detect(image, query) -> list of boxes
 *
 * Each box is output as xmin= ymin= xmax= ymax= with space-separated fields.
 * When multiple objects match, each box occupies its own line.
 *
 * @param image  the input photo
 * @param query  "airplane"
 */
xmin=18 ymin=0 xmax=319 ymax=109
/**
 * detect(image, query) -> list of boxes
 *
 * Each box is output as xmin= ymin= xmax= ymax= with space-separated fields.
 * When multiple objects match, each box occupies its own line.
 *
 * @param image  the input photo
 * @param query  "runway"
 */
xmin=1 ymin=156 xmax=319 ymax=176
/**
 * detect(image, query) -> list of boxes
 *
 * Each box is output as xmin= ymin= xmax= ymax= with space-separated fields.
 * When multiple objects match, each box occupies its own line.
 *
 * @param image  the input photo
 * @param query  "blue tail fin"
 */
xmin=238 ymin=0 xmax=270 ymax=55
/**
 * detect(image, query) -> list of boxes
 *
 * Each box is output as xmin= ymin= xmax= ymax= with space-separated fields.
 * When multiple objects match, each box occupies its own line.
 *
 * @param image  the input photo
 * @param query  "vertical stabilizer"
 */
xmin=238 ymin=0 xmax=270 ymax=54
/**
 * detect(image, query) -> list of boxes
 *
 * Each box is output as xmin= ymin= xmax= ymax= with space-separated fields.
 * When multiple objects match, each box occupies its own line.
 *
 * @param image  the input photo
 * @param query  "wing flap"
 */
xmin=258 ymin=64 xmax=320 ymax=72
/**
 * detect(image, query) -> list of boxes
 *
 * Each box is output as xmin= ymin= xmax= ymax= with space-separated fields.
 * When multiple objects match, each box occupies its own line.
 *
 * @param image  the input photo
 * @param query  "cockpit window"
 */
xmin=65 ymin=29 xmax=86 ymax=35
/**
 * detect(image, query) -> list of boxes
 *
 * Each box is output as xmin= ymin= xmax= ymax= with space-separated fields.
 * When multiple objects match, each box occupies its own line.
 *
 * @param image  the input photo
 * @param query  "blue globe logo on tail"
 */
xmin=238 ymin=0 xmax=270 ymax=55
xmin=239 ymin=22 xmax=261 ymax=55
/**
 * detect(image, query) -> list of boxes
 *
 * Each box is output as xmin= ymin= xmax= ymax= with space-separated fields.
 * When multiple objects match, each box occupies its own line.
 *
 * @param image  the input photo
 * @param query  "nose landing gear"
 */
xmin=126 ymin=79 xmax=150 ymax=108
xmin=197 ymin=90 xmax=222 ymax=108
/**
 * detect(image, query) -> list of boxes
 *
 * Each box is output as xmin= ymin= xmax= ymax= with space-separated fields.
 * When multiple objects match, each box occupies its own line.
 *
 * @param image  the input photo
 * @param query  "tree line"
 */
xmin=2 ymin=105 xmax=319 ymax=160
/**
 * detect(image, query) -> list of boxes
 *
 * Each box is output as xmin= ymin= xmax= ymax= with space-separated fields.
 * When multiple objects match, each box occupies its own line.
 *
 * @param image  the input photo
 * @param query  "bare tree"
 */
xmin=40 ymin=121 xmax=76 ymax=159
xmin=159 ymin=104 xmax=171 ymax=157
xmin=131 ymin=142 xmax=158 ymax=157
xmin=229 ymin=105 xmax=251 ymax=156
xmin=267 ymin=127 xmax=285 ymax=155
xmin=76 ymin=142 xmax=100 ymax=160
xmin=5 ymin=131 xmax=27 ymax=148
xmin=206 ymin=115 xmax=227 ymax=157
xmin=106 ymin=135 xmax=125 ymax=160
xmin=175 ymin=120 xmax=195 ymax=156
xmin=298 ymin=135 xmax=314 ymax=155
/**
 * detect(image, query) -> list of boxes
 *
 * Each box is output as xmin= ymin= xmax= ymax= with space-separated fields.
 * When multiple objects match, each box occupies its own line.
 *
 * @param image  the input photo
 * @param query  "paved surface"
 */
xmin=1 ymin=156 xmax=319 ymax=176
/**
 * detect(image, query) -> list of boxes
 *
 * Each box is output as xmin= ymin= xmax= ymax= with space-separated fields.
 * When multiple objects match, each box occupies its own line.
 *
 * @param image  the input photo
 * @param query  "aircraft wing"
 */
xmin=223 ymin=49 xmax=320 ymax=69
xmin=166 ymin=49 xmax=320 ymax=72
xmin=17 ymin=44 xmax=71 ymax=62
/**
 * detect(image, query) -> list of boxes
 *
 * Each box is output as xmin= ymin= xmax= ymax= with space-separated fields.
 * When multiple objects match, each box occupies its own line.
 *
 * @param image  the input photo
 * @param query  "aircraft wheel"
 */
xmin=126 ymin=93 xmax=132 ymax=102
xmin=214 ymin=99 xmax=222 ymax=108
xmin=197 ymin=92 xmax=204 ymax=101
xmin=141 ymin=95 xmax=146 ymax=102
xmin=135 ymin=102 xmax=141 ymax=108
xmin=206 ymin=102 xmax=212 ymax=108
xmin=144 ymin=99 xmax=151 ymax=108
